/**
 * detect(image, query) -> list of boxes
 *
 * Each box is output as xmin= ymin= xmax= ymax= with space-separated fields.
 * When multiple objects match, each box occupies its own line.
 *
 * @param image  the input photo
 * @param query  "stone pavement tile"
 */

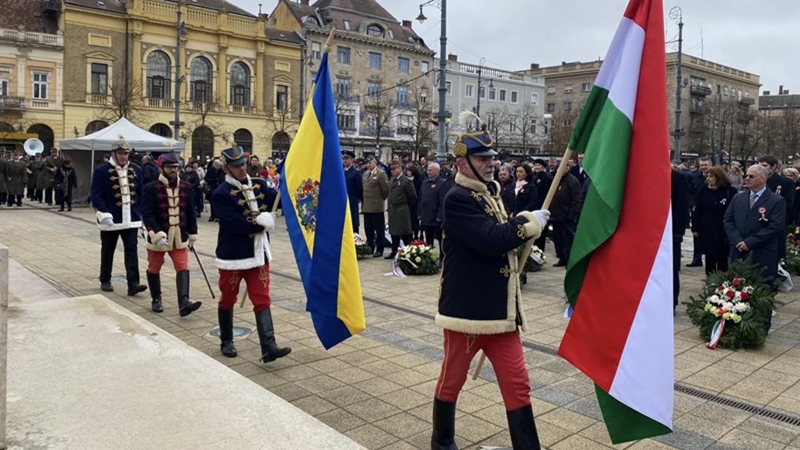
xmin=387 ymin=353 xmax=431 ymax=369
xmin=413 ymin=362 xmax=444 ymax=378
xmin=383 ymin=368 xmax=434 ymax=388
xmin=354 ymin=377 xmax=406 ymax=397
xmin=368 ymin=344 xmax=418 ymax=359
xmin=703 ymin=443 xmax=744 ymax=450
xmin=454 ymin=391 xmax=498 ymax=414
xmin=272 ymin=364 xmax=323 ymax=382
xmin=625 ymin=440 xmax=676 ymax=450
xmin=305 ymin=356 xmax=353 ymax=374
xmin=551 ymin=435 xmax=613 ymax=450
xmin=316 ymin=408 xmax=368 ymax=433
xmin=682 ymin=366 xmax=748 ymax=393
xmin=247 ymin=371 xmax=290 ymax=389
xmin=471 ymin=430 xmax=514 ymax=449
xmin=345 ymin=397 xmax=403 ymax=422
xmin=379 ymin=389 xmax=430 ymax=411
xmin=328 ymin=366 xmax=377 ymax=384
xmin=290 ymin=394 xmax=338 ymax=416
xmin=294 ymin=374 xmax=346 ymax=395
xmin=228 ymin=361 xmax=268 ymax=378
xmin=552 ymin=377 xmax=596 ymax=398
xmin=407 ymin=402 xmax=467 ymax=422
xmin=723 ymin=378 xmax=786 ymax=405
xmin=530 ymin=386 xmax=583 ymax=407
xmin=345 ymin=336 xmax=385 ymax=350
xmin=690 ymin=402 xmax=753 ymax=427
xmin=454 ymin=414 xmax=503 ymax=444
xmin=724 ymin=349 xmax=780 ymax=368
xmin=768 ymin=395 xmax=800 ymax=415
xmin=319 ymin=385 xmax=374 ymax=408
xmin=374 ymin=412 xmax=431 ymax=440
xmin=563 ymin=397 xmax=604 ymax=422
xmin=468 ymin=381 xmax=503 ymax=400
xmin=530 ymin=397 xmax=559 ymax=416
xmin=408 ymin=379 xmax=437 ymax=397
xmin=653 ymin=428 xmax=715 ymax=450
xmin=711 ymin=358 xmax=760 ymax=377
xmin=405 ymin=430 xmax=467 ymax=450
xmin=362 ymin=359 xmax=409 ymax=377
xmin=764 ymin=358 xmax=800 ymax=377
xmin=529 ymin=367 xmax=570 ymax=386
xmin=471 ymin=404 xmax=509 ymax=428
xmin=718 ymin=428 xmax=786 ymax=450
xmin=674 ymin=413 xmax=732 ymax=440
xmin=377 ymin=441 xmax=418 ymax=450
xmin=336 ymin=350 xmax=382 ymax=366
xmin=269 ymin=382 xmax=314 ymax=402
xmin=737 ymin=417 xmax=800 ymax=444
xmin=538 ymin=407 xmax=597 ymax=434
xmin=577 ymin=422 xmax=633 ymax=449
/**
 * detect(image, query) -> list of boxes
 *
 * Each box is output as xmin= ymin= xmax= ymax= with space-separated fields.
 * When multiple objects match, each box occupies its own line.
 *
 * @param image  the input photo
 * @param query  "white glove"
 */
xmin=532 ymin=210 xmax=550 ymax=229
xmin=156 ymin=237 xmax=168 ymax=247
xmin=188 ymin=240 xmax=194 ymax=249
xmin=255 ymin=212 xmax=275 ymax=231
xmin=101 ymin=218 xmax=115 ymax=226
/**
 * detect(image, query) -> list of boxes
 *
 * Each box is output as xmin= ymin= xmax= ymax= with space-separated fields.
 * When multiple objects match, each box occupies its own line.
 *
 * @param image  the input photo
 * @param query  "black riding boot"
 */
xmin=254 ymin=308 xmax=291 ymax=363
xmin=147 ymin=271 xmax=163 ymax=313
xmin=507 ymin=404 xmax=541 ymax=450
xmin=176 ymin=270 xmax=201 ymax=317
xmin=218 ymin=308 xmax=237 ymax=357
xmin=431 ymin=398 xmax=458 ymax=450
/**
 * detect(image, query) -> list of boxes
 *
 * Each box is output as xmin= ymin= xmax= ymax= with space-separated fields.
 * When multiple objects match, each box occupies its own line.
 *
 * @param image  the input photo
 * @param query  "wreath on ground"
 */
xmin=354 ymin=234 xmax=373 ymax=259
xmin=396 ymin=240 xmax=439 ymax=276
xmin=516 ymin=244 xmax=545 ymax=285
xmin=683 ymin=257 xmax=776 ymax=350
xmin=782 ymin=235 xmax=800 ymax=276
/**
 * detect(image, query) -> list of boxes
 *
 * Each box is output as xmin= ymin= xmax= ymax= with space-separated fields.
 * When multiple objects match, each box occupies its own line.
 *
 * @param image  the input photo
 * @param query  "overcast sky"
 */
xmin=230 ymin=0 xmax=797 ymax=94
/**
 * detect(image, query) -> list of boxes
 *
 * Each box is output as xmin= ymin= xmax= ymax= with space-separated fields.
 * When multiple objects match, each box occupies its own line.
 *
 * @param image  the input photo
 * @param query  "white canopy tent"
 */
xmin=59 ymin=118 xmax=185 ymax=202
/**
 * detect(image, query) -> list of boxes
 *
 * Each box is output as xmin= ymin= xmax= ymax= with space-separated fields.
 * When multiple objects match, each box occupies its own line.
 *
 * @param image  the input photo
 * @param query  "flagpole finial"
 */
xmin=323 ymin=28 xmax=336 ymax=54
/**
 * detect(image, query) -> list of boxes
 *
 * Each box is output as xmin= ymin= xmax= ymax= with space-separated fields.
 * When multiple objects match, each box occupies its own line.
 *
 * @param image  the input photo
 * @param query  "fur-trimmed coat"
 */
xmin=212 ymin=175 xmax=279 ymax=271
xmin=436 ymin=173 xmax=543 ymax=335
xmin=142 ymin=175 xmax=198 ymax=252
xmin=91 ymin=159 xmax=143 ymax=231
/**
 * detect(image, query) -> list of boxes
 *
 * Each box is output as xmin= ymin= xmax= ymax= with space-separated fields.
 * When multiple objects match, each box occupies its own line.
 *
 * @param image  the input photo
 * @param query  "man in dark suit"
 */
xmin=342 ymin=150 xmax=363 ymax=234
xmin=417 ymin=161 xmax=449 ymax=265
xmin=671 ymin=167 xmax=691 ymax=314
xmin=569 ymin=153 xmax=588 ymax=185
xmin=759 ymin=155 xmax=795 ymax=259
xmin=724 ymin=164 xmax=785 ymax=334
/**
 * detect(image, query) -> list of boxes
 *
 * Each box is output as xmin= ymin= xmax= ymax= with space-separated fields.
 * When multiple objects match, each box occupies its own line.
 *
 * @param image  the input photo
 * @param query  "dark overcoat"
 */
xmin=418 ymin=175 xmax=449 ymax=227
xmin=512 ymin=181 xmax=538 ymax=215
xmin=692 ymin=185 xmax=738 ymax=257
xmin=724 ymin=188 xmax=786 ymax=282
xmin=6 ymin=160 xmax=27 ymax=196
xmin=344 ymin=165 xmax=362 ymax=229
xmin=386 ymin=176 xmax=416 ymax=236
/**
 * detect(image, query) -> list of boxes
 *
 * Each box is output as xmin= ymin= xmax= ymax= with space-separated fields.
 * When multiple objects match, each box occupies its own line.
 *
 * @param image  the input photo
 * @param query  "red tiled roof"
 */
xmin=0 ymin=0 xmax=60 ymax=33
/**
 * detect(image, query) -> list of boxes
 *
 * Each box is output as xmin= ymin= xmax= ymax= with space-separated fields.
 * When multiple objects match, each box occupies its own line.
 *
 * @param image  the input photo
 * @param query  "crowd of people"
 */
xmin=0 ymin=148 xmax=77 ymax=210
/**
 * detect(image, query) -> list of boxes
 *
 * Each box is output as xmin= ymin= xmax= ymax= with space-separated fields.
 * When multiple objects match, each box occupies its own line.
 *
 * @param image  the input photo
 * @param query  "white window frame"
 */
xmin=547 ymin=87 xmax=556 ymax=96
xmin=445 ymin=81 xmax=452 ymax=96
xmin=311 ymin=42 xmax=321 ymax=60
xmin=510 ymin=90 xmax=519 ymax=104
xmin=499 ymin=89 xmax=507 ymax=102
xmin=531 ymin=93 xmax=539 ymax=106
xmin=581 ymin=82 xmax=591 ymax=92
xmin=465 ymin=83 xmax=474 ymax=98
xmin=564 ymin=101 xmax=572 ymax=111
xmin=343 ymin=20 xmax=351 ymax=31
xmin=564 ymin=85 xmax=573 ymax=94
xmin=422 ymin=61 xmax=430 ymax=75
xmin=0 ymin=78 xmax=8 ymax=96
xmin=32 ymin=72 xmax=49 ymax=100
xmin=398 ymin=57 xmax=410 ymax=74
xmin=488 ymin=87 xmax=496 ymax=101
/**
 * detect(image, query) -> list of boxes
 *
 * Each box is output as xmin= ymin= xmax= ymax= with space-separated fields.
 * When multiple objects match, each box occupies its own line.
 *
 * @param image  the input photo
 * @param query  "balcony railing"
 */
xmin=690 ymin=85 xmax=712 ymax=96
xmin=87 ymin=93 xmax=109 ymax=104
xmin=336 ymin=93 xmax=360 ymax=103
xmin=146 ymin=97 xmax=175 ymax=109
xmin=27 ymin=99 xmax=53 ymax=109
xmin=0 ymin=96 xmax=26 ymax=110
xmin=740 ymin=97 xmax=756 ymax=106
xmin=359 ymin=126 xmax=394 ymax=137
xmin=0 ymin=28 xmax=63 ymax=46
xmin=229 ymin=105 xmax=257 ymax=115
xmin=391 ymin=100 xmax=419 ymax=109
xmin=397 ymin=128 xmax=414 ymax=136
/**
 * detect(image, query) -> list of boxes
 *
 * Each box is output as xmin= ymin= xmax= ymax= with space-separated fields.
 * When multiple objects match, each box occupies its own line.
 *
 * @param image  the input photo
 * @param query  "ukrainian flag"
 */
xmin=280 ymin=51 xmax=366 ymax=349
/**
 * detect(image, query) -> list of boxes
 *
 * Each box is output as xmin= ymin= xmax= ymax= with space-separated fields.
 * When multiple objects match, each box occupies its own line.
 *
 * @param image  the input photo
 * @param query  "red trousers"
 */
xmin=147 ymin=249 xmax=189 ymax=273
xmin=435 ymin=329 xmax=531 ymax=411
xmin=218 ymin=266 xmax=271 ymax=313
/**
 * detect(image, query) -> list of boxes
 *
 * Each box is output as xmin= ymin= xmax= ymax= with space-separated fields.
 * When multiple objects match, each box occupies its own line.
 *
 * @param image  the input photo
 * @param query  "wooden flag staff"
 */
xmin=471 ymin=148 xmax=575 ymax=380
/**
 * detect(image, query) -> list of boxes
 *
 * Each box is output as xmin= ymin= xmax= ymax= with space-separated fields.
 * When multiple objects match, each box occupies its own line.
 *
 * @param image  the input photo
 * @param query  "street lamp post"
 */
xmin=473 ymin=57 xmax=493 ymax=125
xmin=172 ymin=1 xmax=187 ymax=141
xmin=715 ymin=84 xmax=723 ymax=165
xmin=670 ymin=6 xmax=685 ymax=163
xmin=417 ymin=0 xmax=447 ymax=162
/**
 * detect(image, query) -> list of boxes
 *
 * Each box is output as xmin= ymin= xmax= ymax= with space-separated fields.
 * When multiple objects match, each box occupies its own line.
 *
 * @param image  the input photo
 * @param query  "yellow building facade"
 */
xmin=61 ymin=0 xmax=302 ymax=161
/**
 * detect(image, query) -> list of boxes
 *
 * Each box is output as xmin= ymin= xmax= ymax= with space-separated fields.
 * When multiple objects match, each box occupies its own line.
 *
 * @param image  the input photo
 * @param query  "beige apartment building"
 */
xmin=521 ymin=52 xmax=761 ymax=159
xmin=269 ymin=0 xmax=436 ymax=159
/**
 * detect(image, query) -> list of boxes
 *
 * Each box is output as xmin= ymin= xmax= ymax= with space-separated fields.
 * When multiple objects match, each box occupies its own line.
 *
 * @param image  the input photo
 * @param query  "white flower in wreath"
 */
xmin=723 ymin=302 xmax=734 ymax=311
xmin=708 ymin=294 xmax=720 ymax=304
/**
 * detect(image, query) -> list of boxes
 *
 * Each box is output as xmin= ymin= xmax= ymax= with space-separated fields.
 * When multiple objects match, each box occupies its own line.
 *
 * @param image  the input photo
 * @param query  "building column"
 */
xmin=55 ymin=62 xmax=63 ymax=109
xmin=179 ymin=36 xmax=188 ymax=104
xmin=16 ymin=58 xmax=24 ymax=97
xmin=255 ymin=50 xmax=264 ymax=113
xmin=218 ymin=44 xmax=228 ymax=110
xmin=132 ymin=32 xmax=143 ymax=105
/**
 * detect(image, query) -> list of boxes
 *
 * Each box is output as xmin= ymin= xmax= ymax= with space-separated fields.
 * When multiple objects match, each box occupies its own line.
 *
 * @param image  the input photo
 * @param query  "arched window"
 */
xmin=149 ymin=123 xmax=172 ymax=138
xmin=146 ymin=51 xmax=171 ymax=99
xmin=233 ymin=128 xmax=253 ymax=154
xmin=0 ymin=122 xmax=13 ymax=132
xmin=230 ymin=62 xmax=250 ymax=106
xmin=367 ymin=25 xmax=383 ymax=37
xmin=191 ymin=126 xmax=214 ymax=161
xmin=190 ymin=56 xmax=212 ymax=103
xmin=272 ymin=132 xmax=290 ymax=158
xmin=27 ymin=124 xmax=54 ymax=152
xmin=85 ymin=120 xmax=108 ymax=135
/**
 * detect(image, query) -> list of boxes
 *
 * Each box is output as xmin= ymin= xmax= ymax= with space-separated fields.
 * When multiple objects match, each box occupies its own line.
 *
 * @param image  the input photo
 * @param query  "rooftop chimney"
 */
xmin=402 ymin=20 xmax=411 ymax=27
xmin=300 ymin=0 xmax=309 ymax=5
xmin=764 ymin=90 xmax=771 ymax=96
xmin=786 ymin=90 xmax=791 ymax=95
xmin=530 ymin=63 xmax=540 ymax=70
xmin=447 ymin=54 xmax=458 ymax=62
xmin=780 ymin=85 xmax=784 ymax=95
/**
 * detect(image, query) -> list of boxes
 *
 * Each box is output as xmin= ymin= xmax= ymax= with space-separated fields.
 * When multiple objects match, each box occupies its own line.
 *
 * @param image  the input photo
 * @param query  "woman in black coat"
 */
xmin=407 ymin=165 xmax=423 ymax=240
xmin=512 ymin=164 xmax=538 ymax=217
xmin=692 ymin=166 xmax=738 ymax=275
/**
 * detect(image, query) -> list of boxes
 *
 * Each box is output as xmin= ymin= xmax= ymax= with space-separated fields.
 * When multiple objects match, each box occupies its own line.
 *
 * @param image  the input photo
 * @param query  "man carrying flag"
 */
xmin=558 ymin=0 xmax=674 ymax=444
xmin=431 ymin=127 xmax=549 ymax=450
xmin=211 ymin=146 xmax=291 ymax=363
xmin=280 ymin=31 xmax=365 ymax=350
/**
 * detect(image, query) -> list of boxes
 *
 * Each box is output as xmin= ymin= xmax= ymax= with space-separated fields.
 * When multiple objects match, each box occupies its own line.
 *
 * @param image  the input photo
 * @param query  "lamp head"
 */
xmin=416 ymin=6 xmax=427 ymax=24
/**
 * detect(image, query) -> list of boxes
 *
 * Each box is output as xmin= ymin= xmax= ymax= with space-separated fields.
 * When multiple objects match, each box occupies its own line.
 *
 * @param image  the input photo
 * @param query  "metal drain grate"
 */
xmin=674 ymin=383 xmax=800 ymax=427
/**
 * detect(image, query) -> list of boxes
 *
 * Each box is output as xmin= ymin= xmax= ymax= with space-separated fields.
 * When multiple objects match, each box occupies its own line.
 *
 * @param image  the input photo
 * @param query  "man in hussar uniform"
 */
xmin=430 ymin=128 xmax=549 ymax=450
xmin=211 ymin=147 xmax=291 ymax=364
xmin=141 ymin=153 xmax=202 ymax=316
xmin=90 ymin=137 xmax=147 ymax=295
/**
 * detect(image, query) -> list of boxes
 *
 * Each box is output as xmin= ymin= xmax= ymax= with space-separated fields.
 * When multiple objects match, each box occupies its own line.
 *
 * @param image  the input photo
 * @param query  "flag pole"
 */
xmin=323 ymin=28 xmax=336 ymax=54
xmin=471 ymin=147 xmax=575 ymax=380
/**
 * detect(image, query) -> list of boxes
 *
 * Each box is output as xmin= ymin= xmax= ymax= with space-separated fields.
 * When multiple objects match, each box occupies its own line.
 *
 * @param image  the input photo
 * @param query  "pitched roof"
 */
xmin=265 ymin=28 xmax=303 ymax=45
xmin=64 ymin=0 xmax=256 ymax=17
xmin=0 ymin=0 xmax=60 ymax=33
xmin=64 ymin=0 xmax=126 ymax=14
xmin=312 ymin=0 xmax=396 ymax=21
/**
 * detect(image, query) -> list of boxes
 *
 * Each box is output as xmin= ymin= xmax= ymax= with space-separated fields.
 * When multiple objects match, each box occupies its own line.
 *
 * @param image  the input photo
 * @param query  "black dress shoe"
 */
xmin=372 ymin=251 xmax=383 ymax=258
xmin=101 ymin=282 xmax=114 ymax=292
xmin=208 ymin=216 xmax=215 ymax=222
xmin=553 ymin=260 xmax=567 ymax=267
xmin=384 ymin=252 xmax=397 ymax=259
xmin=686 ymin=260 xmax=703 ymax=267
xmin=127 ymin=284 xmax=147 ymax=296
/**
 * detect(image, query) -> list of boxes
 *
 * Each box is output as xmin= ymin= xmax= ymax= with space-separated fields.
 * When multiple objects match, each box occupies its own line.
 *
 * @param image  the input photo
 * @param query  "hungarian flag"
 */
xmin=559 ymin=0 xmax=673 ymax=444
